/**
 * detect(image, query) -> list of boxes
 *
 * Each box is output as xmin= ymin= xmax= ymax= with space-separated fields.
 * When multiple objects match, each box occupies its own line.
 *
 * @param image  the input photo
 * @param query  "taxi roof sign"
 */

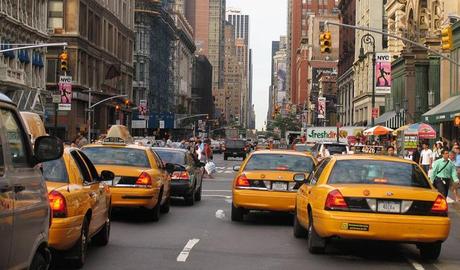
xmin=103 ymin=125 xmax=133 ymax=144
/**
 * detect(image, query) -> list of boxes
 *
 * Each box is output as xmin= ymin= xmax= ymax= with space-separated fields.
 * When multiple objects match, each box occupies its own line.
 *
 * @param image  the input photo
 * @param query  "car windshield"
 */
xmin=42 ymin=158 xmax=69 ymax=183
xmin=82 ymin=147 xmax=150 ymax=167
xmin=226 ymin=140 xmax=245 ymax=148
xmin=244 ymin=154 xmax=314 ymax=172
xmin=325 ymin=144 xmax=348 ymax=154
xmin=295 ymin=145 xmax=312 ymax=152
xmin=155 ymin=149 xmax=186 ymax=165
xmin=328 ymin=160 xmax=431 ymax=188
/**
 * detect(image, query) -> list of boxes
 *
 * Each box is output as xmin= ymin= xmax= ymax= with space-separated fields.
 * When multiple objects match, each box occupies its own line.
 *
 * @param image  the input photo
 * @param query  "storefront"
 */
xmin=422 ymin=95 xmax=460 ymax=142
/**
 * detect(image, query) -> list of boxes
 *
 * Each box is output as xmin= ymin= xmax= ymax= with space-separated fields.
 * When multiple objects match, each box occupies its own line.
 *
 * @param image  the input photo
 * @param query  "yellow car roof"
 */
xmin=252 ymin=149 xmax=314 ymax=157
xmin=331 ymin=154 xmax=415 ymax=164
xmin=83 ymin=143 xmax=150 ymax=151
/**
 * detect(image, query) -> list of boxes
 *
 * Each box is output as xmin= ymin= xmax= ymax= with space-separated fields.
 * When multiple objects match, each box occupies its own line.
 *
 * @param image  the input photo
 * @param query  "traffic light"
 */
xmin=115 ymin=104 xmax=121 ymax=112
xmin=320 ymin=31 xmax=332 ymax=54
xmin=59 ymin=50 xmax=68 ymax=72
xmin=441 ymin=26 xmax=452 ymax=51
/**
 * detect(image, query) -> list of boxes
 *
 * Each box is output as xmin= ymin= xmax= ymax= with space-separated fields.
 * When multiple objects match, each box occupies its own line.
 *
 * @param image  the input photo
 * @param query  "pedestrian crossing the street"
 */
xmin=215 ymin=166 xmax=236 ymax=174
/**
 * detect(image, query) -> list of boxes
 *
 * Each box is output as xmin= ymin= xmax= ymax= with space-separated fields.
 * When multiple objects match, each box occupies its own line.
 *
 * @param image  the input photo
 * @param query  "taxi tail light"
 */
xmin=325 ymin=190 xmax=348 ymax=210
xmin=431 ymin=195 xmax=448 ymax=213
xmin=235 ymin=174 xmax=250 ymax=187
xmin=136 ymin=172 xmax=152 ymax=186
xmin=48 ymin=190 xmax=67 ymax=218
xmin=172 ymin=171 xmax=190 ymax=180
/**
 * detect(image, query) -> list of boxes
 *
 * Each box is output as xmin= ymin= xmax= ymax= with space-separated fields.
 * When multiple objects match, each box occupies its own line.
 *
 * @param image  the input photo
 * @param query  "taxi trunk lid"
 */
xmin=94 ymin=165 xmax=150 ymax=186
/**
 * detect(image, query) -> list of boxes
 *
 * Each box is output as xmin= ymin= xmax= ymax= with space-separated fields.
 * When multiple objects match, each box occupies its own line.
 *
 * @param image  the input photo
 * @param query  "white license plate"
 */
xmin=377 ymin=201 xmax=401 ymax=213
xmin=271 ymin=182 xmax=287 ymax=191
xmin=233 ymin=152 xmax=237 ymax=155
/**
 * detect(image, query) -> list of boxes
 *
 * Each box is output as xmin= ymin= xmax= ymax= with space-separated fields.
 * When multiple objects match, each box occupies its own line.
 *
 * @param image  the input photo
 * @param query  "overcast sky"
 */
xmin=227 ymin=0 xmax=287 ymax=130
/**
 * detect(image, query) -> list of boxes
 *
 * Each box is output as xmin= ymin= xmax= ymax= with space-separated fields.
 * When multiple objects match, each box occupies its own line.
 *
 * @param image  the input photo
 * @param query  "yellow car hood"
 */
xmin=330 ymin=184 xmax=439 ymax=201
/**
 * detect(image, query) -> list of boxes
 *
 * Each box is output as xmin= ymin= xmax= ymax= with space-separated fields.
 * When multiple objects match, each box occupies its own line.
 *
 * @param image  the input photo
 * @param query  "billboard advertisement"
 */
xmin=305 ymin=126 xmax=367 ymax=144
xmin=276 ymin=62 xmax=287 ymax=103
xmin=58 ymin=76 xmax=72 ymax=111
xmin=375 ymin=52 xmax=391 ymax=94
xmin=317 ymin=97 xmax=326 ymax=119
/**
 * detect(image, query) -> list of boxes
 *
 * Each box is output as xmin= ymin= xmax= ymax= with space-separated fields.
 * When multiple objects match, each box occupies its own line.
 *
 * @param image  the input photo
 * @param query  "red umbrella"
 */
xmin=406 ymin=123 xmax=436 ymax=139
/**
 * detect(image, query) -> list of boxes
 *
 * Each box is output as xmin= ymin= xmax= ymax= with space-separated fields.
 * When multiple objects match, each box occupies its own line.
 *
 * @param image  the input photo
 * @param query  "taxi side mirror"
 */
xmin=34 ymin=136 xmax=64 ymax=164
xmin=293 ymin=173 xmax=306 ymax=183
xmin=101 ymin=170 xmax=115 ymax=181
xmin=165 ymin=163 xmax=175 ymax=174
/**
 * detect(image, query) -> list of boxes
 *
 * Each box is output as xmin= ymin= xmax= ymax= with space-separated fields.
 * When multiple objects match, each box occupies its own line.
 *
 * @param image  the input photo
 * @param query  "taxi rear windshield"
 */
xmin=328 ymin=160 xmax=430 ymax=188
xmin=225 ymin=140 xmax=245 ymax=148
xmin=42 ymin=158 xmax=69 ymax=183
xmin=82 ymin=147 xmax=150 ymax=168
xmin=244 ymin=154 xmax=314 ymax=172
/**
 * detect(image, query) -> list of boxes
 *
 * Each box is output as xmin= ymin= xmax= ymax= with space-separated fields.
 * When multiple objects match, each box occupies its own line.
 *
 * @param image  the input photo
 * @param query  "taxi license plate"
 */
xmin=377 ymin=200 xmax=401 ymax=213
xmin=233 ymin=152 xmax=237 ymax=155
xmin=271 ymin=182 xmax=287 ymax=191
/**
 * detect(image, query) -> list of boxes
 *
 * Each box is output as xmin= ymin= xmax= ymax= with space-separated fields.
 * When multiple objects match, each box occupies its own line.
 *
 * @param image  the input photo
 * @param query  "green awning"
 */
xmin=422 ymin=95 xmax=460 ymax=123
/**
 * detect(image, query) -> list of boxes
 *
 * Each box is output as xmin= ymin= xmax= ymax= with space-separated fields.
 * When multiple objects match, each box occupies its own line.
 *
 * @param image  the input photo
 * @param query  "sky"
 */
xmin=227 ymin=0 xmax=287 ymax=130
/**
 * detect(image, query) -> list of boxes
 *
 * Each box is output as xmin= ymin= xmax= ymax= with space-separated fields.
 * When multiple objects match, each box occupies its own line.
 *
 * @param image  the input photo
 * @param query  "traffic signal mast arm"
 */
xmin=0 ymin=42 xmax=68 ymax=53
xmin=325 ymin=21 xmax=459 ymax=66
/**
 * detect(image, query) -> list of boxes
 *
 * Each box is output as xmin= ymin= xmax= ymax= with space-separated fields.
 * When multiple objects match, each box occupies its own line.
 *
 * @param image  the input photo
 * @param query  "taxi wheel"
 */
xmin=419 ymin=243 xmax=442 ymax=261
xmin=30 ymin=249 xmax=50 ymax=270
xmin=231 ymin=203 xmax=244 ymax=222
xmin=293 ymin=212 xmax=307 ymax=238
xmin=160 ymin=195 xmax=171 ymax=213
xmin=148 ymin=196 xmax=162 ymax=222
xmin=93 ymin=216 xmax=110 ymax=246
xmin=307 ymin=213 xmax=326 ymax=254
xmin=185 ymin=190 xmax=195 ymax=206
xmin=71 ymin=217 xmax=89 ymax=268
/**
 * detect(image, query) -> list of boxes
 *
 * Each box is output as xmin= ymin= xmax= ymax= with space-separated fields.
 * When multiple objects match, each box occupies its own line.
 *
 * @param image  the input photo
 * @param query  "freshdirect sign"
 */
xmin=306 ymin=127 xmax=367 ymax=144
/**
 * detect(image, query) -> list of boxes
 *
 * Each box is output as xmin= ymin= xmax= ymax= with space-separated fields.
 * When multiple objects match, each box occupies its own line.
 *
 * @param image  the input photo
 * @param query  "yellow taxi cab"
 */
xmin=231 ymin=150 xmax=317 ymax=221
xmin=43 ymin=147 xmax=114 ymax=268
xmin=292 ymin=155 xmax=450 ymax=260
xmin=81 ymin=125 xmax=171 ymax=222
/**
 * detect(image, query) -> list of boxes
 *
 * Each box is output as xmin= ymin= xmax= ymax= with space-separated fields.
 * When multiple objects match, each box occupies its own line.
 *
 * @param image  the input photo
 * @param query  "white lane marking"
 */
xmin=406 ymin=257 xmax=425 ymax=270
xmin=215 ymin=209 xmax=225 ymax=219
xmin=202 ymin=195 xmax=232 ymax=199
xmin=224 ymin=170 xmax=233 ymax=173
xmin=225 ymin=199 xmax=232 ymax=204
xmin=447 ymin=197 xmax=454 ymax=204
xmin=177 ymin=239 xmax=200 ymax=262
xmin=203 ymin=190 xmax=232 ymax=192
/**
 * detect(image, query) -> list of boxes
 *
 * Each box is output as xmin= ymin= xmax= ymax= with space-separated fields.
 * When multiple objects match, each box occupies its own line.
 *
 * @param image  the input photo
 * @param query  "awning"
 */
xmin=374 ymin=109 xmax=405 ymax=129
xmin=422 ymin=95 xmax=460 ymax=123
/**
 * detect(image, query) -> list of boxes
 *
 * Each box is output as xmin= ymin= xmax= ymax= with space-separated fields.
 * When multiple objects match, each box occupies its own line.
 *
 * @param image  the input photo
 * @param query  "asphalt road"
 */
xmin=58 ymin=153 xmax=460 ymax=270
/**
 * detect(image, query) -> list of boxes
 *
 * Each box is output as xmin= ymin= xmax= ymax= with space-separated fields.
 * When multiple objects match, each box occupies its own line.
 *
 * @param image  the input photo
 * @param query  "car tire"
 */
xmin=194 ymin=184 xmax=202 ymax=202
xmin=160 ymin=195 xmax=171 ymax=213
xmin=231 ymin=203 xmax=244 ymax=222
xmin=71 ymin=217 xmax=89 ymax=268
xmin=307 ymin=212 xmax=326 ymax=254
xmin=293 ymin=212 xmax=307 ymax=238
xmin=242 ymin=154 xmax=246 ymax=160
xmin=148 ymin=193 xmax=162 ymax=222
xmin=224 ymin=155 xmax=228 ymax=160
xmin=30 ymin=249 xmax=50 ymax=270
xmin=93 ymin=216 xmax=111 ymax=246
xmin=419 ymin=243 xmax=442 ymax=261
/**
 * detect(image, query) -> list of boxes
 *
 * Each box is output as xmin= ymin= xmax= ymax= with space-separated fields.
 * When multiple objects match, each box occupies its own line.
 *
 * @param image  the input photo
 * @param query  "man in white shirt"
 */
xmin=420 ymin=143 xmax=433 ymax=174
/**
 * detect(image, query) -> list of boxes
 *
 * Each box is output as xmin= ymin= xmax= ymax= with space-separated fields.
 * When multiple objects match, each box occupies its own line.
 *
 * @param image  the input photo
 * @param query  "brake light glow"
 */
xmin=431 ymin=195 xmax=448 ymax=213
xmin=136 ymin=172 xmax=152 ymax=186
xmin=172 ymin=171 xmax=190 ymax=180
xmin=235 ymin=174 xmax=250 ymax=187
xmin=325 ymin=190 xmax=348 ymax=210
xmin=48 ymin=191 xmax=67 ymax=218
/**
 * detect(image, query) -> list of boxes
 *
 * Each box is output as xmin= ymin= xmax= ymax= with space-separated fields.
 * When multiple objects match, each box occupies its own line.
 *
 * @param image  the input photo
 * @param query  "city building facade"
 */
xmin=46 ymin=0 xmax=135 ymax=140
xmin=0 ymin=0 xmax=49 ymax=115
xmin=337 ymin=0 xmax=355 ymax=127
xmin=191 ymin=55 xmax=214 ymax=117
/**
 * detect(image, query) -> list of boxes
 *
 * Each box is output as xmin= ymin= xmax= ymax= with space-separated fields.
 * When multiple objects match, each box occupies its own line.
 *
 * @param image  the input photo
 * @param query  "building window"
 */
xmin=48 ymin=0 xmax=64 ymax=30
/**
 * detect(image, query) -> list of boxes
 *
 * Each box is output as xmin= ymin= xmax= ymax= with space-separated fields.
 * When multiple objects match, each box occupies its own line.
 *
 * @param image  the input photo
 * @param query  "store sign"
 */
xmin=58 ymin=76 xmax=72 ymax=111
xmin=375 ymin=53 xmax=391 ymax=94
xmin=317 ymin=97 xmax=326 ymax=119
xmin=305 ymin=127 xmax=366 ymax=144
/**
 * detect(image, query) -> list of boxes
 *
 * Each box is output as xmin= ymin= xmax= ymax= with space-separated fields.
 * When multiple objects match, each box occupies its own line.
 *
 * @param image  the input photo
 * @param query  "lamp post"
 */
xmin=395 ymin=102 xmax=401 ymax=128
xmin=358 ymin=33 xmax=376 ymax=127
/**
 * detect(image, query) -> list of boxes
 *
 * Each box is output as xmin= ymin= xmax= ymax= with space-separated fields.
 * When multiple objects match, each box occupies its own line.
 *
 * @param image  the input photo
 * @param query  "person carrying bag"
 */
xmin=429 ymin=150 xmax=459 ymax=197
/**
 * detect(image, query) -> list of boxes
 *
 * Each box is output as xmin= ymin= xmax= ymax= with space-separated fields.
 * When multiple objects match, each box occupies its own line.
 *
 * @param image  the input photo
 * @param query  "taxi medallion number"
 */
xmin=377 ymin=200 xmax=401 ymax=213
xmin=272 ymin=182 xmax=287 ymax=191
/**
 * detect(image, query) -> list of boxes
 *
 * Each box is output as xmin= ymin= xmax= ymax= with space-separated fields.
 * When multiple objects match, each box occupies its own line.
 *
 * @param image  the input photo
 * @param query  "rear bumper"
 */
xmin=233 ymin=189 xmax=296 ymax=212
xmin=313 ymin=210 xmax=451 ymax=243
xmin=49 ymin=216 xmax=83 ymax=250
xmin=171 ymin=181 xmax=193 ymax=197
xmin=111 ymin=187 xmax=160 ymax=209
xmin=224 ymin=151 xmax=246 ymax=157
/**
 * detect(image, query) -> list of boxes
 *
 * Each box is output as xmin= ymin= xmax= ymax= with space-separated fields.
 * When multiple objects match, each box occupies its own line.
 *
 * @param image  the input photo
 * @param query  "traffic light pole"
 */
xmin=324 ymin=21 xmax=460 ymax=66
xmin=0 ymin=42 xmax=68 ymax=53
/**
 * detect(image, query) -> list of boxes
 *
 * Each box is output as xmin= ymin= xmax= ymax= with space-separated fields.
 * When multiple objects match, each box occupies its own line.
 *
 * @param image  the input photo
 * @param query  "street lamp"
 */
xmin=395 ymin=102 xmax=401 ymax=128
xmin=428 ymin=90 xmax=435 ymax=109
xmin=358 ymin=33 xmax=376 ymax=127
